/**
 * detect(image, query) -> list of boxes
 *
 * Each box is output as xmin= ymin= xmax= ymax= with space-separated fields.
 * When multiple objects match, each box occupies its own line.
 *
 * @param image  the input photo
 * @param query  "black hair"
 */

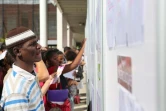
xmin=64 ymin=46 xmax=71 ymax=53
xmin=56 ymin=50 xmax=63 ymax=55
xmin=65 ymin=50 xmax=77 ymax=61
xmin=0 ymin=42 xmax=6 ymax=52
xmin=41 ymin=51 xmax=47 ymax=64
xmin=53 ymin=48 xmax=59 ymax=53
xmin=4 ymin=52 xmax=15 ymax=67
xmin=7 ymin=44 xmax=22 ymax=59
xmin=45 ymin=49 xmax=59 ymax=61
xmin=0 ymin=52 xmax=15 ymax=77
xmin=45 ymin=49 xmax=65 ymax=67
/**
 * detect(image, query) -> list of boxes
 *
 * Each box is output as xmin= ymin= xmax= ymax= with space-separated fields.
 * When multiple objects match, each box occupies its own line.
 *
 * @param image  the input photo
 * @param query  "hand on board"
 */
xmin=81 ymin=38 xmax=87 ymax=47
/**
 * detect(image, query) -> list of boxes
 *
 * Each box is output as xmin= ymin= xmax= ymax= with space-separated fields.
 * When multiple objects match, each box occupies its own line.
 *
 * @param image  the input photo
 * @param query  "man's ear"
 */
xmin=13 ymin=47 xmax=21 ymax=57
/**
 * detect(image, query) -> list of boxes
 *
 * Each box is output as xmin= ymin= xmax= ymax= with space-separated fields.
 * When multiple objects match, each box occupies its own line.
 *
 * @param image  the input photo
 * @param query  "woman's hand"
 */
xmin=81 ymin=38 xmax=87 ymax=47
xmin=62 ymin=38 xmax=87 ymax=74
xmin=41 ymin=72 xmax=57 ymax=95
xmin=49 ymin=72 xmax=57 ymax=80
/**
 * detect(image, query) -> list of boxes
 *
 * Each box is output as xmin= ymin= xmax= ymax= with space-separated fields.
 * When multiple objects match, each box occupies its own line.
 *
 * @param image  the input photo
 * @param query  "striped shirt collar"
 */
xmin=12 ymin=64 xmax=36 ymax=80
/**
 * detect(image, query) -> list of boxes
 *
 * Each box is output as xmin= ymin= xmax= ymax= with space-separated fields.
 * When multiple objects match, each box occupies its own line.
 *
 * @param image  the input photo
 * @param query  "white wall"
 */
xmin=86 ymin=0 xmax=158 ymax=111
xmin=103 ymin=0 xmax=157 ymax=110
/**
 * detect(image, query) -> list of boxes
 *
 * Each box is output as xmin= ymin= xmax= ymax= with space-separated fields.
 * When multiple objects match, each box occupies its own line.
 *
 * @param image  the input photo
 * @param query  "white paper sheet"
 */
xmin=63 ymin=70 xmax=75 ymax=79
xmin=119 ymin=85 xmax=144 ymax=111
xmin=50 ymin=65 xmax=65 ymax=84
xmin=106 ymin=0 xmax=116 ymax=48
xmin=97 ymin=91 xmax=101 ymax=111
xmin=106 ymin=0 xmax=144 ymax=48
xmin=95 ymin=0 xmax=102 ymax=52
xmin=128 ymin=0 xmax=144 ymax=45
xmin=115 ymin=0 xmax=128 ymax=47
xmin=91 ymin=85 xmax=95 ymax=111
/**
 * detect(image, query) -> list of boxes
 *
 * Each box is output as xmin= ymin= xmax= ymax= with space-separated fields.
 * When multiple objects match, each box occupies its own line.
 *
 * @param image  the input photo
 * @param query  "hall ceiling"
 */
xmin=57 ymin=0 xmax=87 ymax=35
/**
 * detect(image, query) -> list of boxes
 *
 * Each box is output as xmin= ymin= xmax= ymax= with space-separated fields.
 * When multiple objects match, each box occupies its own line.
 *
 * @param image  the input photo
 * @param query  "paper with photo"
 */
xmin=50 ymin=65 xmax=65 ymax=84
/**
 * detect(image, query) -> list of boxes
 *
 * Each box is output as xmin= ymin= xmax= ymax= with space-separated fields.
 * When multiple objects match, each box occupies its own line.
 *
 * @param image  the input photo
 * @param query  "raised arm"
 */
xmin=35 ymin=60 xmax=49 ymax=82
xmin=62 ymin=39 xmax=86 ymax=74
xmin=41 ymin=72 xmax=57 ymax=95
xmin=35 ymin=47 xmax=49 ymax=82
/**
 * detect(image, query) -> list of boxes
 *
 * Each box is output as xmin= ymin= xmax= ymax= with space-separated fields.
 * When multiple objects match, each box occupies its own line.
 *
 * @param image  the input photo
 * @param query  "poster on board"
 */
xmin=115 ymin=0 xmax=128 ymax=47
xmin=106 ymin=0 xmax=115 ymax=48
xmin=106 ymin=0 xmax=144 ymax=48
xmin=90 ymin=84 xmax=95 ymax=111
xmin=88 ymin=54 xmax=95 ymax=86
xmin=96 ymin=0 xmax=101 ymax=52
xmin=95 ymin=0 xmax=102 ymax=81
xmin=97 ymin=91 xmax=101 ymax=111
xmin=117 ymin=56 xmax=132 ymax=92
xmin=128 ymin=0 xmax=144 ymax=45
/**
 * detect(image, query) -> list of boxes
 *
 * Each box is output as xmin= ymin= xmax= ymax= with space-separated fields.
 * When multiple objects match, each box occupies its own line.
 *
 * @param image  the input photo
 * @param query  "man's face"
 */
xmin=19 ymin=37 xmax=41 ymax=63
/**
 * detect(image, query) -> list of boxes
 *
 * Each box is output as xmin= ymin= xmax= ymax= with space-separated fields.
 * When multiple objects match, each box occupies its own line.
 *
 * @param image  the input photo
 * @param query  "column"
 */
xmin=63 ymin=17 xmax=67 ymax=47
xmin=57 ymin=6 xmax=63 ymax=51
xmin=67 ymin=24 xmax=72 ymax=47
xmin=72 ymin=38 xmax=76 ymax=48
xmin=67 ymin=24 xmax=70 ymax=46
xmin=40 ymin=0 xmax=48 ymax=47
xmin=57 ymin=6 xmax=68 ymax=51
xmin=69 ymin=28 xmax=73 ymax=47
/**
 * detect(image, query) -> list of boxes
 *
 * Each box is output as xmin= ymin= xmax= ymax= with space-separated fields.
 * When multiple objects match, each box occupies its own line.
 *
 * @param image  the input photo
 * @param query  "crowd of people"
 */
xmin=0 ymin=26 xmax=86 ymax=111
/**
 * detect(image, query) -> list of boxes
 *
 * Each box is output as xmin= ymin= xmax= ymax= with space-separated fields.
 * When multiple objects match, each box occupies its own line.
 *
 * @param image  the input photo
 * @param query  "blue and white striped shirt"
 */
xmin=1 ymin=64 xmax=45 ymax=111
